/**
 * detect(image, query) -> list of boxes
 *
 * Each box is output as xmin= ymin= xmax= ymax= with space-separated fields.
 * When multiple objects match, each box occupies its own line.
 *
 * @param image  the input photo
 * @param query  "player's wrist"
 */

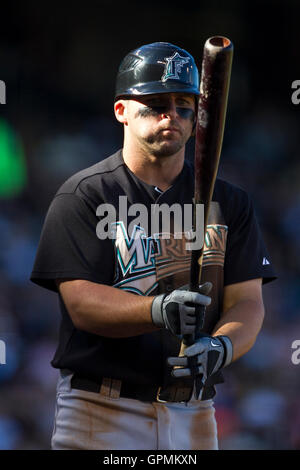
xmin=151 ymin=294 xmax=167 ymax=328
xmin=215 ymin=335 xmax=233 ymax=368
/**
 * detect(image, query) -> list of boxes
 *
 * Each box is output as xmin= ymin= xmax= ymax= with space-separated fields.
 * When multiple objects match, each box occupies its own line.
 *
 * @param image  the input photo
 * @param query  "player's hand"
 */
xmin=167 ymin=333 xmax=233 ymax=382
xmin=151 ymin=284 xmax=212 ymax=336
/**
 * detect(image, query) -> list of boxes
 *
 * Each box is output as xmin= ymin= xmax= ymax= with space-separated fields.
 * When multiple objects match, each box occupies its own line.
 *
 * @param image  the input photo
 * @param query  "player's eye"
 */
xmin=176 ymin=99 xmax=191 ymax=106
xmin=149 ymin=106 xmax=168 ymax=114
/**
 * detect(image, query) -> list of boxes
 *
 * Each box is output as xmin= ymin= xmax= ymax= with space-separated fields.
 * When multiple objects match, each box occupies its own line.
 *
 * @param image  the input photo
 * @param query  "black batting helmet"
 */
xmin=114 ymin=42 xmax=200 ymax=101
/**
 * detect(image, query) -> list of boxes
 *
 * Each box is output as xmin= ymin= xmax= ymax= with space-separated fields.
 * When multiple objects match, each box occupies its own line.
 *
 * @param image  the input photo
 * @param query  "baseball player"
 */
xmin=30 ymin=42 xmax=276 ymax=450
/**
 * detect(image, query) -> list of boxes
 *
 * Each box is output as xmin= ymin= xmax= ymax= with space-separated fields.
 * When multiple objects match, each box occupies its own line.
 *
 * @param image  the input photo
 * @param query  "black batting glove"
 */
xmin=151 ymin=287 xmax=211 ymax=337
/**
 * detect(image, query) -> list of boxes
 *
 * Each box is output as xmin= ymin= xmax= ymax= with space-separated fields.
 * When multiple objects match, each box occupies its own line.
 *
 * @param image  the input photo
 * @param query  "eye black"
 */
xmin=176 ymin=108 xmax=195 ymax=120
xmin=140 ymin=106 xmax=195 ymax=120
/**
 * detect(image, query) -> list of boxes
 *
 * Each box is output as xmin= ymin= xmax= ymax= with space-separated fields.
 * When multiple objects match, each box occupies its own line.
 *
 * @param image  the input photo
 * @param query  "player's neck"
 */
xmin=122 ymin=144 xmax=185 ymax=192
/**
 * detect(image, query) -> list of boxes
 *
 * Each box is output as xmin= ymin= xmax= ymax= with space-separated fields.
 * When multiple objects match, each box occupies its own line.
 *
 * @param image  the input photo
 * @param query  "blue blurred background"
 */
xmin=0 ymin=0 xmax=299 ymax=449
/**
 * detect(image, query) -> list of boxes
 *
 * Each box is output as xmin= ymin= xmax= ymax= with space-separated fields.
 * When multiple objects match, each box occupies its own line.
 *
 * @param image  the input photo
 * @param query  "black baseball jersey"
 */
xmin=31 ymin=149 xmax=276 ymax=393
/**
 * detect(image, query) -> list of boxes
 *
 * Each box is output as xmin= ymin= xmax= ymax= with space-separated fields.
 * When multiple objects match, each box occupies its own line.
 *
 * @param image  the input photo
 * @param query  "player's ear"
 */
xmin=114 ymin=100 xmax=129 ymax=125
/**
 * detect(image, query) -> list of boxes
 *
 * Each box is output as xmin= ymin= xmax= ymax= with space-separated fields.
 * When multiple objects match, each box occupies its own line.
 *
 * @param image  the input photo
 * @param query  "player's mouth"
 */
xmin=159 ymin=127 xmax=181 ymax=135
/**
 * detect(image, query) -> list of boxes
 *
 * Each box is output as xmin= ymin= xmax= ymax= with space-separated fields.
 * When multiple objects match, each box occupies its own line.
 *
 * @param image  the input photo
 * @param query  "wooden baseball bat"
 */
xmin=184 ymin=35 xmax=234 ymax=346
xmin=157 ymin=36 xmax=233 ymax=403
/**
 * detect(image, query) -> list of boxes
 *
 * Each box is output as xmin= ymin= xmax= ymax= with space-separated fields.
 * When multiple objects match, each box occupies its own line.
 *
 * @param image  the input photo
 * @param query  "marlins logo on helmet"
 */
xmin=161 ymin=52 xmax=190 ymax=82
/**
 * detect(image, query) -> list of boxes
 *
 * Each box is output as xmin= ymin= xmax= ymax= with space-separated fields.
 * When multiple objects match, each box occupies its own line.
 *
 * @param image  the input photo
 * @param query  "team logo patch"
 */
xmin=112 ymin=222 xmax=228 ymax=295
xmin=161 ymin=52 xmax=190 ymax=82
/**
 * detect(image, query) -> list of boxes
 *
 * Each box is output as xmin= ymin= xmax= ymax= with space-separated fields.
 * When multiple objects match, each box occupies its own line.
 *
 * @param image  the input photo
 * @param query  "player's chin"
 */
xmin=159 ymin=135 xmax=189 ymax=153
xmin=152 ymin=142 xmax=184 ymax=157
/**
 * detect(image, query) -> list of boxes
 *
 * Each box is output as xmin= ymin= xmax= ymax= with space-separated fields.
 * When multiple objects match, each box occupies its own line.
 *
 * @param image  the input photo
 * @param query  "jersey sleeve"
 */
xmin=30 ymin=193 xmax=115 ymax=292
xmin=224 ymin=188 xmax=277 ymax=286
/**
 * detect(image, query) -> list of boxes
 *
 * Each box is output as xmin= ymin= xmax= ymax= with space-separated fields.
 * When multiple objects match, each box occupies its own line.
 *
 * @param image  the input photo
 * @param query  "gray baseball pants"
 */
xmin=51 ymin=371 xmax=218 ymax=450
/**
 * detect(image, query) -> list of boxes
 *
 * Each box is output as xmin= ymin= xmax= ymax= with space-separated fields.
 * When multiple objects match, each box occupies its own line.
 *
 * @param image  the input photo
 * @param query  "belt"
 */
xmin=69 ymin=373 xmax=162 ymax=402
xmin=67 ymin=372 xmax=216 ymax=403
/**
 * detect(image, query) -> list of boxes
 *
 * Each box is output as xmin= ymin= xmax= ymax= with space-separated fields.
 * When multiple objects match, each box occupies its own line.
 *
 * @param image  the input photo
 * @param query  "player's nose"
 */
xmin=160 ymin=100 xmax=178 ymax=120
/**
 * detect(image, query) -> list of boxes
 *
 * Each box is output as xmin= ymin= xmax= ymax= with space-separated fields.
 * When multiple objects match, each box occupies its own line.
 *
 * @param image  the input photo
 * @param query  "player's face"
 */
xmin=124 ymin=93 xmax=196 ymax=158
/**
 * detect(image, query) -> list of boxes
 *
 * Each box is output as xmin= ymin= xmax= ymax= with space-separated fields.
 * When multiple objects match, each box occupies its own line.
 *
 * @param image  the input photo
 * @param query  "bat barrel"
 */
xmin=195 ymin=36 xmax=233 ymax=207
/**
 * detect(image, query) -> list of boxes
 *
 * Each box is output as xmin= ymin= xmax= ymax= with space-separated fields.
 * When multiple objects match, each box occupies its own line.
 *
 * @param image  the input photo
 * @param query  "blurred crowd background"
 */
xmin=0 ymin=1 xmax=299 ymax=450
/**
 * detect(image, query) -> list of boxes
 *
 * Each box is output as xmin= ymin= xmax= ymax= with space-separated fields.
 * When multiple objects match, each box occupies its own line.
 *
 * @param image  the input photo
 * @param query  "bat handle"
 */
xmin=179 ymin=271 xmax=210 ymax=354
xmin=178 ymin=335 xmax=194 ymax=359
